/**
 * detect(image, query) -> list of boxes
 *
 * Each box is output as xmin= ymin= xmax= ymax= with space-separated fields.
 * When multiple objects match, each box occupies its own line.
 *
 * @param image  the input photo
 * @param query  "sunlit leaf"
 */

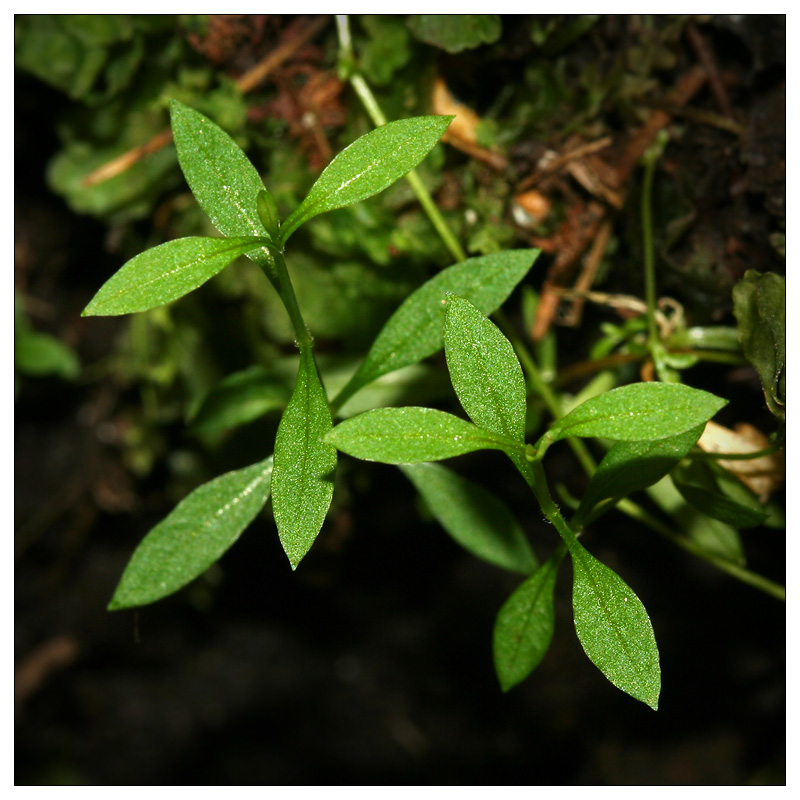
xmin=493 ymin=551 xmax=561 ymax=691
xmin=333 ymin=249 xmax=540 ymax=409
xmin=279 ymin=116 xmax=453 ymax=244
xmin=540 ymin=383 xmax=727 ymax=451
xmin=108 ymin=456 xmax=274 ymax=609
xmin=444 ymin=294 xmax=526 ymax=443
xmin=271 ymin=347 xmax=337 ymax=570
xmin=569 ymin=540 xmax=661 ymax=710
xmin=83 ymin=236 xmax=270 ymax=316
xmin=170 ymin=100 xmax=277 ymax=281
xmin=325 ymin=407 xmax=517 ymax=465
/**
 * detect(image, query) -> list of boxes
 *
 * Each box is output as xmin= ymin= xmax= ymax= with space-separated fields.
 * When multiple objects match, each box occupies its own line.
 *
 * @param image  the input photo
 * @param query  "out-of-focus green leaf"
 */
xmin=360 ymin=16 xmax=413 ymax=85
xmin=271 ymin=347 xmax=337 ymax=570
xmin=408 ymin=15 xmax=501 ymax=53
xmin=189 ymin=365 xmax=294 ymax=437
xmin=401 ymin=462 xmax=537 ymax=574
xmin=332 ymin=249 xmax=540 ymax=409
xmin=108 ymin=456 xmax=273 ymax=609
xmin=646 ymin=476 xmax=745 ymax=566
xmin=671 ymin=459 xmax=768 ymax=529
xmin=83 ymin=236 xmax=271 ymax=316
xmin=279 ymin=116 xmax=453 ymax=245
xmin=575 ymin=424 xmax=706 ymax=523
xmin=732 ymin=270 xmax=785 ymax=421
xmin=15 ymin=293 xmax=80 ymax=382
xmin=493 ymin=551 xmax=561 ymax=691
xmin=325 ymin=407 xmax=518 ymax=465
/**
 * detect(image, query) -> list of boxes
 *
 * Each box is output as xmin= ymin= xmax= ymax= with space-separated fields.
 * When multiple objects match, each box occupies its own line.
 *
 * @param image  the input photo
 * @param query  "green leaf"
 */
xmin=408 ymin=15 xmax=502 ymax=53
xmin=169 ymin=100 xmax=277 ymax=280
xmin=271 ymin=347 xmax=337 ymax=570
xmin=493 ymin=551 xmax=562 ymax=692
xmin=646 ymin=477 xmax=745 ymax=566
xmin=189 ymin=365 xmax=293 ymax=437
xmin=108 ymin=456 xmax=273 ymax=609
xmin=333 ymin=249 xmax=540 ymax=409
xmin=279 ymin=116 xmax=454 ymax=245
xmin=569 ymin=541 xmax=661 ymax=710
xmin=325 ymin=407 xmax=517 ymax=465
xmin=83 ymin=236 xmax=270 ymax=316
xmin=732 ymin=270 xmax=785 ymax=420
xmin=671 ymin=460 xmax=768 ymax=529
xmin=540 ymin=383 xmax=727 ymax=451
xmin=576 ymin=424 xmax=706 ymax=522
xmin=400 ymin=462 xmax=537 ymax=574
xmin=444 ymin=294 xmax=526 ymax=443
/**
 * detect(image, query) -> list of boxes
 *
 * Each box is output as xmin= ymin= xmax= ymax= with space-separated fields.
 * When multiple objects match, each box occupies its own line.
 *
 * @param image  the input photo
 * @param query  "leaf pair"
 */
xmin=84 ymin=102 xmax=454 ymax=318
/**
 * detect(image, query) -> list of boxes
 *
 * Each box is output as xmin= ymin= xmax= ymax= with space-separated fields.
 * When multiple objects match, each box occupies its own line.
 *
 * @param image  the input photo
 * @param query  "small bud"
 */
xmin=256 ymin=189 xmax=281 ymax=241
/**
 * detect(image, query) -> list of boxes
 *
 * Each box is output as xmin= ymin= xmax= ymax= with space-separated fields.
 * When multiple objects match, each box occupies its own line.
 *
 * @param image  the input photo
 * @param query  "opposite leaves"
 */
xmin=109 ymin=457 xmax=274 ymax=609
xmin=279 ymin=116 xmax=454 ymax=245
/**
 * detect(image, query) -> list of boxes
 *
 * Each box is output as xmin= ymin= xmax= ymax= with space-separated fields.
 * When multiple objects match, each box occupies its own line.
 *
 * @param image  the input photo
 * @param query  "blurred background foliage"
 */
xmin=15 ymin=15 xmax=784 ymax=785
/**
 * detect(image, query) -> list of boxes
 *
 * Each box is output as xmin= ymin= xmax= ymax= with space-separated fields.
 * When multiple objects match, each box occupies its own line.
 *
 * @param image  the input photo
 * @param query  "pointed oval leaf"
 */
xmin=83 ymin=236 xmax=272 ymax=316
xmin=444 ymin=294 xmax=526 ymax=442
xmin=333 ymin=249 xmax=540 ymax=409
xmin=272 ymin=347 xmax=337 ymax=570
xmin=108 ymin=456 xmax=274 ymax=610
xmin=543 ymin=382 xmax=727 ymax=447
xmin=400 ymin=462 xmax=537 ymax=574
xmin=170 ymin=100 xmax=276 ymax=278
xmin=493 ymin=551 xmax=562 ymax=692
xmin=576 ymin=423 xmax=706 ymax=522
xmin=279 ymin=115 xmax=454 ymax=244
xmin=569 ymin=541 xmax=661 ymax=709
xmin=325 ymin=407 xmax=517 ymax=465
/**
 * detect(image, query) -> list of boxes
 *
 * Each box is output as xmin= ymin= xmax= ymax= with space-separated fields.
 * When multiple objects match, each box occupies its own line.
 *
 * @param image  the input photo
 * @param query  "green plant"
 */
xmin=84 ymin=98 xmax=782 ymax=712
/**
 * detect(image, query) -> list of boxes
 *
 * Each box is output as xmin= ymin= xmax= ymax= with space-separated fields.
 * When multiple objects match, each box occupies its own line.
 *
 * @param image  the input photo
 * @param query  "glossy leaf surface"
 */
xmin=279 ymin=115 xmax=453 ymax=244
xmin=108 ymin=457 xmax=274 ymax=609
xmin=334 ymin=249 xmax=539 ymax=408
xmin=325 ymin=407 xmax=517 ymax=465
xmin=444 ymin=294 xmax=526 ymax=443
xmin=541 ymin=383 xmax=726 ymax=449
xmin=400 ymin=462 xmax=537 ymax=574
xmin=493 ymin=552 xmax=561 ymax=692
xmin=569 ymin=541 xmax=661 ymax=709
xmin=271 ymin=347 xmax=337 ymax=569
xmin=576 ymin=424 xmax=705 ymax=522
xmin=170 ymin=100 xmax=277 ymax=279
xmin=83 ymin=236 xmax=271 ymax=316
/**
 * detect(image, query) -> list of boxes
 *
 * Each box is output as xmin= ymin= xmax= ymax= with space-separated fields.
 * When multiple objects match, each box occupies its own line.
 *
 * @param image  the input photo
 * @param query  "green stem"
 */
xmin=616 ymin=498 xmax=785 ymax=601
xmin=270 ymin=249 xmax=312 ymax=349
xmin=641 ymin=136 xmax=662 ymax=351
xmin=337 ymin=15 xmax=467 ymax=265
